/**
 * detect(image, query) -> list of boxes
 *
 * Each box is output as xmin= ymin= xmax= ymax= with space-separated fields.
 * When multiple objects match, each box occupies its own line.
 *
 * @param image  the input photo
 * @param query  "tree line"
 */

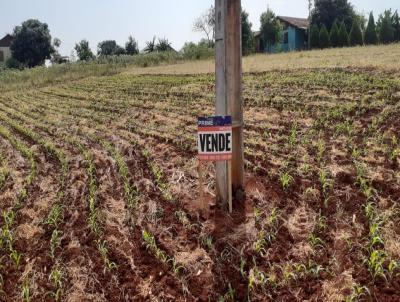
xmin=310 ymin=6 xmax=400 ymax=49
xmin=4 ymin=18 xmax=177 ymax=68
xmin=3 ymin=1 xmax=400 ymax=69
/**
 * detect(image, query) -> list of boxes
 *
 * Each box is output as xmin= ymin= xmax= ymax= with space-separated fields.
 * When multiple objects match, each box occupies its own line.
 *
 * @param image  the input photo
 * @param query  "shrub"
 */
xmin=330 ymin=21 xmax=340 ymax=47
xmin=338 ymin=22 xmax=349 ymax=47
xmin=364 ymin=12 xmax=378 ymax=45
xmin=5 ymin=57 xmax=25 ymax=70
xmin=349 ymin=20 xmax=364 ymax=46
xmin=319 ymin=25 xmax=331 ymax=49
xmin=181 ymin=41 xmax=214 ymax=60
xmin=310 ymin=25 xmax=320 ymax=49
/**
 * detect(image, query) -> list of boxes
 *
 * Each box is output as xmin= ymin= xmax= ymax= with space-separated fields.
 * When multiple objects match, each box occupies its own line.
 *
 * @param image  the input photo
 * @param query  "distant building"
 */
xmin=0 ymin=34 xmax=13 ymax=64
xmin=255 ymin=16 xmax=309 ymax=53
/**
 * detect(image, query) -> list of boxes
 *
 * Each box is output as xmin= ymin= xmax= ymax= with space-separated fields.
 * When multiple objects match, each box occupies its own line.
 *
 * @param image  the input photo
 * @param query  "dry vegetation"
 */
xmin=127 ymin=43 xmax=400 ymax=75
xmin=0 ymin=45 xmax=399 ymax=301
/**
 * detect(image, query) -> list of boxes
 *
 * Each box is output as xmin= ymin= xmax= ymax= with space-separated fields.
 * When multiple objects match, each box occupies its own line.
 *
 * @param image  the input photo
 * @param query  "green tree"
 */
xmin=242 ymin=10 xmax=254 ymax=55
xmin=74 ymin=40 xmax=95 ymax=61
xmin=125 ymin=36 xmax=139 ymax=55
xmin=144 ymin=37 xmax=156 ymax=53
xmin=155 ymin=38 xmax=173 ymax=52
xmin=364 ymin=12 xmax=378 ymax=45
xmin=51 ymin=38 xmax=63 ymax=64
xmin=10 ymin=19 xmax=54 ymax=67
xmin=392 ymin=10 xmax=400 ymax=42
xmin=310 ymin=24 xmax=320 ymax=49
xmin=377 ymin=10 xmax=395 ymax=44
xmin=319 ymin=24 xmax=331 ymax=48
xmin=97 ymin=40 xmax=125 ymax=56
xmin=260 ymin=8 xmax=282 ymax=51
xmin=338 ymin=22 xmax=349 ymax=47
xmin=349 ymin=20 xmax=363 ymax=46
xmin=311 ymin=0 xmax=356 ymax=30
xmin=330 ymin=20 xmax=340 ymax=47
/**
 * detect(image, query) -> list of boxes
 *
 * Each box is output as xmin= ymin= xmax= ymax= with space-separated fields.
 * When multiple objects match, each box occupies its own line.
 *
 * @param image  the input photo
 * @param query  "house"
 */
xmin=0 ymin=34 xmax=13 ymax=64
xmin=255 ymin=16 xmax=309 ymax=53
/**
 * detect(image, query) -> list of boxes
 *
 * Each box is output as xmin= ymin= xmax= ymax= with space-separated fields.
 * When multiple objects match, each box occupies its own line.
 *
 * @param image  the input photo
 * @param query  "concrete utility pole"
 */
xmin=215 ymin=0 xmax=244 ymax=207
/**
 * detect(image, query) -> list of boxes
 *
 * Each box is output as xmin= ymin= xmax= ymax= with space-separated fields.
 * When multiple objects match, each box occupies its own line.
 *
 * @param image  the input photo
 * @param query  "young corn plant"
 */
xmin=21 ymin=279 xmax=30 ymax=302
xmin=142 ymin=149 xmax=172 ymax=201
xmin=253 ymin=208 xmax=280 ymax=256
xmin=175 ymin=210 xmax=193 ymax=230
xmin=50 ymin=229 xmax=62 ymax=259
xmin=319 ymin=169 xmax=334 ymax=207
xmin=364 ymin=249 xmax=387 ymax=281
xmin=101 ymin=141 xmax=140 ymax=212
xmin=0 ymin=153 xmax=9 ymax=189
xmin=142 ymin=230 xmax=184 ymax=275
xmin=345 ymin=285 xmax=370 ymax=302
xmin=279 ymin=171 xmax=294 ymax=191
xmin=96 ymin=240 xmax=117 ymax=273
xmin=49 ymin=266 xmax=63 ymax=301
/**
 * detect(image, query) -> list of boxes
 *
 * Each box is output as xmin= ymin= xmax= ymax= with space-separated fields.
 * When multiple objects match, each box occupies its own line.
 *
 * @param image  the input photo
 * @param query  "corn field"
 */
xmin=0 ymin=63 xmax=399 ymax=301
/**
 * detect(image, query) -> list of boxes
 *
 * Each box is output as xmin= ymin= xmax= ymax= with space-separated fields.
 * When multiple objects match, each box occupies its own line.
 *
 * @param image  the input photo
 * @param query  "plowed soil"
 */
xmin=0 ymin=68 xmax=399 ymax=301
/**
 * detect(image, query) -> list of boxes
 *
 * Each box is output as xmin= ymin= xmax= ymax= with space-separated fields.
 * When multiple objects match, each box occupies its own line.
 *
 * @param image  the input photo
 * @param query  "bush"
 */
xmin=338 ymin=22 xmax=349 ymax=47
xmin=349 ymin=20 xmax=364 ymax=46
xmin=364 ymin=12 xmax=378 ymax=45
xmin=319 ymin=25 xmax=331 ymax=48
xmin=181 ymin=41 xmax=214 ymax=60
xmin=330 ymin=21 xmax=340 ymax=47
xmin=5 ymin=57 xmax=25 ymax=70
xmin=310 ymin=25 xmax=320 ymax=49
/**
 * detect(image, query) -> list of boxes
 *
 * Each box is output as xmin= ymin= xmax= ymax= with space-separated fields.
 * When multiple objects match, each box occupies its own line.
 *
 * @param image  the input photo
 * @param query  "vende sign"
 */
xmin=198 ymin=116 xmax=232 ymax=161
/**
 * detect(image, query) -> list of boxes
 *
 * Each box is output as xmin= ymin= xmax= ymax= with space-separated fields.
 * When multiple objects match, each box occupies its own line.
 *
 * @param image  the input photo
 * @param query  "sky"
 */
xmin=1 ymin=0 xmax=399 ymax=56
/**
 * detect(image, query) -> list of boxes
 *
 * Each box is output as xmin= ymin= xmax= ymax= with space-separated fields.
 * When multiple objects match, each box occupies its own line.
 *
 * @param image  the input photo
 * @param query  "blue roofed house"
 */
xmin=255 ymin=16 xmax=309 ymax=53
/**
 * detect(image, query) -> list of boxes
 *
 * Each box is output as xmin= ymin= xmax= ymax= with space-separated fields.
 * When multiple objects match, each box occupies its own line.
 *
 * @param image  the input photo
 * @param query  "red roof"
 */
xmin=277 ymin=16 xmax=309 ymax=29
xmin=0 ymin=34 xmax=13 ymax=47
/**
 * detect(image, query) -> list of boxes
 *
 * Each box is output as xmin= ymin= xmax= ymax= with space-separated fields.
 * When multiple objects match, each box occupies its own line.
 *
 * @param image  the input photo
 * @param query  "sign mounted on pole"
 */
xmin=197 ymin=116 xmax=232 ymax=161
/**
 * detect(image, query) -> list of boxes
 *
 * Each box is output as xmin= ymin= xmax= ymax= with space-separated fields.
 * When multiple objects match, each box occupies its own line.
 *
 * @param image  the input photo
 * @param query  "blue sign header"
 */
xmin=198 ymin=116 xmax=232 ymax=127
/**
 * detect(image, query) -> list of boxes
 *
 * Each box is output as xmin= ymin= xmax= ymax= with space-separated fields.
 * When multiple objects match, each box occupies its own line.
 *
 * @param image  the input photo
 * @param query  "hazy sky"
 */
xmin=1 ymin=0 xmax=399 ymax=56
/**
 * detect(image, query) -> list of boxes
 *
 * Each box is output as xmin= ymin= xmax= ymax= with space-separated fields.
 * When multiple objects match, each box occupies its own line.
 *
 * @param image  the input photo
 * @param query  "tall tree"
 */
xmin=241 ymin=10 xmax=254 ymax=55
xmin=259 ymin=8 xmax=282 ymax=51
xmin=392 ymin=10 xmax=400 ymax=42
xmin=349 ymin=19 xmax=363 ymax=46
xmin=144 ymin=37 xmax=156 ymax=53
xmin=377 ymin=10 xmax=395 ymax=44
xmin=319 ymin=24 xmax=331 ymax=48
xmin=75 ymin=40 xmax=95 ymax=61
xmin=310 ymin=24 xmax=320 ymax=49
xmin=125 ymin=36 xmax=139 ymax=55
xmin=155 ymin=38 xmax=173 ymax=52
xmin=193 ymin=6 xmax=215 ymax=45
xmin=338 ymin=22 xmax=349 ymax=47
xmin=308 ymin=0 xmax=313 ymax=49
xmin=311 ymin=0 xmax=356 ymax=30
xmin=364 ymin=12 xmax=378 ymax=45
xmin=51 ymin=38 xmax=63 ymax=64
xmin=10 ymin=19 xmax=54 ymax=67
xmin=97 ymin=40 xmax=125 ymax=56
xmin=330 ymin=20 xmax=340 ymax=47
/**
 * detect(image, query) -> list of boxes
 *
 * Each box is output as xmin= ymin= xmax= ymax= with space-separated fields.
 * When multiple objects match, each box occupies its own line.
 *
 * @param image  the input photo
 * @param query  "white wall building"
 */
xmin=0 ymin=34 xmax=13 ymax=65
